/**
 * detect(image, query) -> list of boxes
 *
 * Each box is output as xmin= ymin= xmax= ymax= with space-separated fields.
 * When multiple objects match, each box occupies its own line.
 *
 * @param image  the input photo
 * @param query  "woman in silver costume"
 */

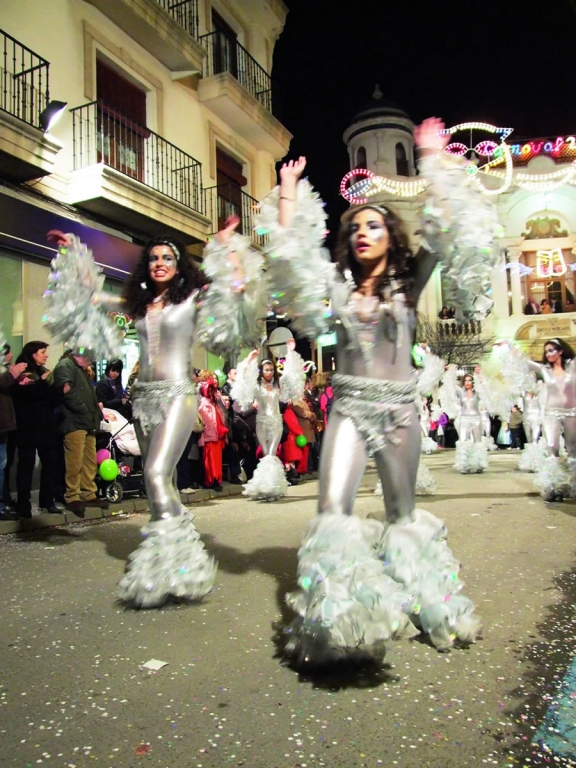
xmin=452 ymin=370 xmax=490 ymax=473
xmin=45 ymin=223 xmax=261 ymax=608
xmin=522 ymin=387 xmax=543 ymax=445
xmin=232 ymin=339 xmax=304 ymax=500
xmin=257 ymin=118 xmax=497 ymax=664
xmin=515 ymin=338 xmax=576 ymax=498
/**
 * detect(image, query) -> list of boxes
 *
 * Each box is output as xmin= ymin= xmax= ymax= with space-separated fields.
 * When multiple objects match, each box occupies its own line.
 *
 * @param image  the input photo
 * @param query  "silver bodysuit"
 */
xmin=255 ymin=385 xmax=283 ymax=456
xmin=130 ymin=294 xmax=201 ymax=521
xmin=320 ymin=258 xmax=437 ymax=524
xmin=527 ymin=359 xmax=576 ymax=457
xmin=522 ymin=392 xmax=543 ymax=444
xmin=455 ymin=388 xmax=483 ymax=443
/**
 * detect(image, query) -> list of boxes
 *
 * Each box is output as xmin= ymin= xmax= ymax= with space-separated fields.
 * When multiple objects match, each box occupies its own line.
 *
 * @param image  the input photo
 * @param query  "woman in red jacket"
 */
xmin=280 ymin=403 xmax=304 ymax=485
xmin=198 ymin=379 xmax=228 ymax=491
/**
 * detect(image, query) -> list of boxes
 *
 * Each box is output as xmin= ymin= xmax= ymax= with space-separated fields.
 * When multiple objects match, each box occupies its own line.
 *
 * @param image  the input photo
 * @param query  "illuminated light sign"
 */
xmin=340 ymin=168 xmax=374 ymax=204
xmin=509 ymin=135 xmax=576 ymax=158
xmin=536 ymin=248 xmax=567 ymax=278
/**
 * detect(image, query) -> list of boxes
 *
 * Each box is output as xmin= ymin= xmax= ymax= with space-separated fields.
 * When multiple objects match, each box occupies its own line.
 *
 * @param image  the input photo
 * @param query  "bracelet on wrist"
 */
xmin=279 ymin=196 xmax=294 ymax=201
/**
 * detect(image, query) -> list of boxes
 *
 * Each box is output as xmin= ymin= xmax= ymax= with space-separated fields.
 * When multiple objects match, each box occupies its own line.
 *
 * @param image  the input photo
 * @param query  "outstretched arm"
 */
xmin=278 ymin=157 xmax=307 ymax=229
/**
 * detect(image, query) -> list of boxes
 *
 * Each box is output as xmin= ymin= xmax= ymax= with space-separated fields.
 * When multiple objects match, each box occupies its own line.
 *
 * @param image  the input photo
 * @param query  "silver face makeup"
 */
xmin=148 ymin=252 xmax=176 ymax=267
xmin=349 ymin=219 xmax=387 ymax=250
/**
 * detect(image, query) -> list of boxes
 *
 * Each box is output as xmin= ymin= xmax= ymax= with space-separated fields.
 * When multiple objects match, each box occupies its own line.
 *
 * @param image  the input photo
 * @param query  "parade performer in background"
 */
xmin=43 ymin=222 xmax=262 ymax=608
xmin=231 ymin=339 xmax=304 ymax=500
xmin=499 ymin=338 xmax=576 ymax=500
xmin=518 ymin=382 xmax=546 ymax=472
xmin=419 ymin=397 xmax=438 ymax=453
xmin=257 ymin=117 xmax=500 ymax=665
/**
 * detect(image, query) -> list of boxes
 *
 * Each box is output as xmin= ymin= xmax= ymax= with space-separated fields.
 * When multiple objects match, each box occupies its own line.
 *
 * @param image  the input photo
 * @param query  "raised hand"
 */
xmin=286 ymin=338 xmax=296 ymax=353
xmin=279 ymin=157 xmax=307 ymax=186
xmin=247 ymin=349 xmax=260 ymax=363
xmin=216 ymin=215 xmax=240 ymax=245
xmin=414 ymin=117 xmax=448 ymax=155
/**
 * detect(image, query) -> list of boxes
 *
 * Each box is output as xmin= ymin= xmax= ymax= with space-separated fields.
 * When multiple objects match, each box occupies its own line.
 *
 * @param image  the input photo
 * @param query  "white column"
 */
xmin=507 ymin=247 xmax=524 ymax=316
xmin=490 ymin=249 xmax=509 ymax=319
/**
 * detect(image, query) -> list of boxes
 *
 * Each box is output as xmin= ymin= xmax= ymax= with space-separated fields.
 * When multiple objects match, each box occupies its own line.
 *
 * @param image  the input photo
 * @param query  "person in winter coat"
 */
xmin=198 ymin=379 xmax=228 ymax=491
xmin=52 ymin=351 xmax=107 ymax=515
xmin=280 ymin=403 xmax=304 ymax=485
xmin=292 ymin=398 xmax=317 ymax=474
xmin=95 ymin=359 xmax=131 ymax=419
xmin=11 ymin=341 xmax=60 ymax=517
xmin=0 ymin=347 xmax=29 ymax=519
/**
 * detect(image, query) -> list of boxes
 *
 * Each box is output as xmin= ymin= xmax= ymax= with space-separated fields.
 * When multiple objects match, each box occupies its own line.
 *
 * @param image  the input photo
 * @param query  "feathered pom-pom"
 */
xmin=231 ymin=355 xmax=259 ymax=411
xmin=284 ymin=514 xmax=418 ymax=668
xmin=196 ymin=233 xmax=264 ymax=359
xmin=416 ymin=353 xmax=445 ymax=397
xmin=257 ymin=181 xmax=337 ymax=341
xmin=280 ymin=349 xmax=305 ymax=402
xmin=419 ymin=153 xmax=502 ymax=322
xmin=438 ymin=366 xmax=460 ymax=420
xmin=118 ymin=510 xmax=216 ymax=609
xmin=242 ymin=455 xmax=288 ymax=501
xmin=454 ymin=440 xmax=489 ymax=474
xmin=43 ymin=235 xmax=122 ymax=358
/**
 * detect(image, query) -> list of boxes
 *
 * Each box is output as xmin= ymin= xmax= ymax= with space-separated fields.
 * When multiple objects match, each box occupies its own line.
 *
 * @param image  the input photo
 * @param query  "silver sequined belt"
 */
xmin=545 ymin=407 xmax=576 ymax=419
xmin=132 ymin=378 xmax=196 ymax=433
xmin=332 ymin=373 xmax=416 ymax=454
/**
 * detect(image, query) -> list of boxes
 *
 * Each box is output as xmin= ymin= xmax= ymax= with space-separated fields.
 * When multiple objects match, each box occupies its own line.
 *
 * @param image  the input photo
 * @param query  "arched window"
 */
xmin=356 ymin=146 xmax=367 ymax=169
xmin=395 ymin=142 xmax=409 ymax=176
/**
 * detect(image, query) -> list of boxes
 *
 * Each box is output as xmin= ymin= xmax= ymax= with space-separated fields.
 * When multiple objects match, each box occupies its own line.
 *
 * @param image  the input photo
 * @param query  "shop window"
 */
xmin=0 ymin=251 xmax=23 ymax=356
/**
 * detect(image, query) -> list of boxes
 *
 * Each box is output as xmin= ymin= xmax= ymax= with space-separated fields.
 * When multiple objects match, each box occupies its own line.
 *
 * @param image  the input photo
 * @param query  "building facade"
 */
xmin=335 ymin=86 xmax=576 ymax=367
xmin=1 ymin=0 xmax=291 ymax=373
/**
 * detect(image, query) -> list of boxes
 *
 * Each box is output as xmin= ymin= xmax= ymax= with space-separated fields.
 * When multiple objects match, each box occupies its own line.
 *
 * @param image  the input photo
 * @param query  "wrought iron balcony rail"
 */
xmin=204 ymin=183 xmax=267 ymax=247
xmin=0 ymin=28 xmax=49 ymax=128
xmin=199 ymin=31 xmax=273 ymax=114
xmin=155 ymin=0 xmax=199 ymax=40
xmin=70 ymin=101 xmax=204 ymax=214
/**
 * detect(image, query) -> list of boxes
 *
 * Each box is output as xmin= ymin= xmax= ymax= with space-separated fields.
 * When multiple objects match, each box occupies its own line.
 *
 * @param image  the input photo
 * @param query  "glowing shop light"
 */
xmin=536 ymin=248 xmax=567 ymax=278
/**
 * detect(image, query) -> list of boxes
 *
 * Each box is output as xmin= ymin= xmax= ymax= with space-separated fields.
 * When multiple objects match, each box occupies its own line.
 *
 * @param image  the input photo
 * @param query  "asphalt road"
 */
xmin=2 ymin=450 xmax=576 ymax=768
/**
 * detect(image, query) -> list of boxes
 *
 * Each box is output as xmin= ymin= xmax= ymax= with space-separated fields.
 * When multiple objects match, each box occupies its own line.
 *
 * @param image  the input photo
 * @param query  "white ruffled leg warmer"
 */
xmin=118 ymin=510 xmax=217 ymax=608
xmin=242 ymin=454 xmax=289 ymax=501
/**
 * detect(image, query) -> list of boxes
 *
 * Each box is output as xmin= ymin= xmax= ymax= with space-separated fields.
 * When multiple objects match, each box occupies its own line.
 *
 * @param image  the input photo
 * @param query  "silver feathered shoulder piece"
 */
xmin=43 ymin=235 xmax=122 ymax=358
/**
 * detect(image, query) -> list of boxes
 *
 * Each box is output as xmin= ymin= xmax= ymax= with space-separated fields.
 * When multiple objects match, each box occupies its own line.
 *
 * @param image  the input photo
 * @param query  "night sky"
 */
xmin=272 ymin=0 xmax=576 ymax=242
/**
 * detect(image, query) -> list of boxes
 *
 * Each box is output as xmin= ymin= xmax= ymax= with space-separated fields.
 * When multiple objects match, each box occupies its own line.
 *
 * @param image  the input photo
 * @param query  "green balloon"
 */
xmin=296 ymin=434 xmax=307 ymax=448
xmin=99 ymin=458 xmax=119 ymax=481
xmin=217 ymin=372 xmax=226 ymax=387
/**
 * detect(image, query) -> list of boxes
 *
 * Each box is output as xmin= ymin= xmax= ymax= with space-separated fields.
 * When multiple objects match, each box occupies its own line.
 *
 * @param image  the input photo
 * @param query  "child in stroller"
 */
xmin=97 ymin=408 xmax=145 ymax=503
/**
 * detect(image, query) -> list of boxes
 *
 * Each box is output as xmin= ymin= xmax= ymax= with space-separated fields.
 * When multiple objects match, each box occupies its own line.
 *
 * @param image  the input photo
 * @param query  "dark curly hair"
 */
xmin=258 ymin=359 xmax=280 ymax=388
xmin=123 ymin=236 xmax=205 ymax=319
xmin=542 ymin=338 xmax=576 ymax=368
xmin=335 ymin=204 xmax=416 ymax=301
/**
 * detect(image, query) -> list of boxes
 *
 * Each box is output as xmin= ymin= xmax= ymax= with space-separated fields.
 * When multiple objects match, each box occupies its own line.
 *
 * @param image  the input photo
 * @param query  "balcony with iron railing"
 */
xmin=0 ymin=28 xmax=62 ymax=181
xmin=197 ymin=32 xmax=291 ymax=159
xmin=200 ymin=32 xmax=273 ymax=114
xmin=204 ymin=183 xmax=267 ymax=248
xmin=83 ymin=0 xmax=205 ymax=74
xmin=68 ymin=101 xmax=210 ymax=242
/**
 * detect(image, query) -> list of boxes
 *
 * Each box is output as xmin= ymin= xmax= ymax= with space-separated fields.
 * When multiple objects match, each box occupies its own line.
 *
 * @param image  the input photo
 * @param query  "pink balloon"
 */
xmin=96 ymin=448 xmax=111 ymax=465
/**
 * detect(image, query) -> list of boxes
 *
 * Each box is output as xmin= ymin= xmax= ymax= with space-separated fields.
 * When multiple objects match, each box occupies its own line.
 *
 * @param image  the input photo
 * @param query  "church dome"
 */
xmin=348 ymin=85 xmax=410 ymax=126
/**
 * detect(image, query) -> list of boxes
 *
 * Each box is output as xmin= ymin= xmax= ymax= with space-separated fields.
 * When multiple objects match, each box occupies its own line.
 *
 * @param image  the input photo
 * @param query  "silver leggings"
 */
xmin=318 ymin=405 xmax=421 ymax=523
xmin=542 ymin=414 xmax=576 ymax=458
xmin=134 ymin=393 xmax=196 ymax=521
xmin=256 ymin=417 xmax=283 ymax=457
xmin=457 ymin=416 xmax=483 ymax=443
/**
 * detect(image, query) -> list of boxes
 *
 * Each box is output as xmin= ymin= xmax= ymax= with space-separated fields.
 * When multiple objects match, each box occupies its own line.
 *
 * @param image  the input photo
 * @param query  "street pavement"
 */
xmin=2 ymin=449 xmax=576 ymax=768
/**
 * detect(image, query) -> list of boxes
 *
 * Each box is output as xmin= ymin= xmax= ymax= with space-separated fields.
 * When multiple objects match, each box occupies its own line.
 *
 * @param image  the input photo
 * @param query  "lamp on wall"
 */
xmin=39 ymin=100 xmax=67 ymax=132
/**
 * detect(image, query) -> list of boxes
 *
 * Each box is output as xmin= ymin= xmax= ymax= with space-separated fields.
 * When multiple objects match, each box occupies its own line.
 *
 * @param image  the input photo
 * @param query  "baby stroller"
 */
xmin=97 ymin=410 xmax=146 ymax=504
